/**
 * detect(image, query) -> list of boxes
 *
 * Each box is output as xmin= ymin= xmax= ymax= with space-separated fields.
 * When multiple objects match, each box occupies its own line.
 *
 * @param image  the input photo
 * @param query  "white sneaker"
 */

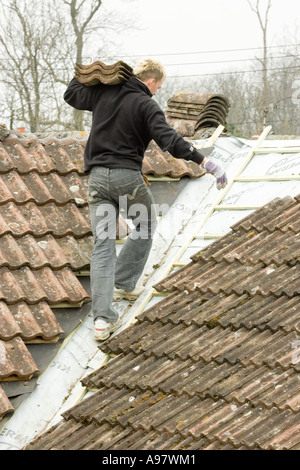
xmin=94 ymin=318 xmax=122 ymax=341
xmin=113 ymin=285 xmax=144 ymax=301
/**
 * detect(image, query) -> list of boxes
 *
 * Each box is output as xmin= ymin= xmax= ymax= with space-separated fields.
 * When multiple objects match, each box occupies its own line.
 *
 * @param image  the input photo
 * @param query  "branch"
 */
xmin=81 ymin=0 xmax=102 ymax=32
xmin=247 ymin=0 xmax=272 ymax=32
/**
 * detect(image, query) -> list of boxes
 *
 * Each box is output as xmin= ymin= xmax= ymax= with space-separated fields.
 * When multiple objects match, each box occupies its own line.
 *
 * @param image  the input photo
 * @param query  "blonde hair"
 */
xmin=133 ymin=58 xmax=166 ymax=82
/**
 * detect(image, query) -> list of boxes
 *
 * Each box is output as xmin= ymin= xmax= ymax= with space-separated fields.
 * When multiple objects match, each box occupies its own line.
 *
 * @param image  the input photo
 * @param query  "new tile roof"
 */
xmin=25 ymin=193 xmax=300 ymax=450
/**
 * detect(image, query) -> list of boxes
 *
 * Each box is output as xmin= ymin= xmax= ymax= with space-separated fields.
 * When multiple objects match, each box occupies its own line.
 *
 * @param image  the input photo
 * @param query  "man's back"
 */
xmin=64 ymin=72 xmax=206 ymax=174
xmin=64 ymin=76 xmax=158 ymax=172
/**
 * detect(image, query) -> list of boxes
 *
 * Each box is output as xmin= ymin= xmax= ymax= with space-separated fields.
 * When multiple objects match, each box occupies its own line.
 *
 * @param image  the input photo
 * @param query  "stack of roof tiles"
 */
xmin=166 ymin=91 xmax=230 ymax=138
xmin=26 ymin=194 xmax=300 ymax=450
xmin=74 ymin=60 xmax=133 ymax=86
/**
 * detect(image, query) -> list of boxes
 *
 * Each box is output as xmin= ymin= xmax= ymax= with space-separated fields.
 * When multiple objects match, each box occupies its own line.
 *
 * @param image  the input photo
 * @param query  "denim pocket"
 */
xmin=88 ymin=179 xmax=104 ymax=203
xmin=114 ymin=172 xmax=147 ymax=199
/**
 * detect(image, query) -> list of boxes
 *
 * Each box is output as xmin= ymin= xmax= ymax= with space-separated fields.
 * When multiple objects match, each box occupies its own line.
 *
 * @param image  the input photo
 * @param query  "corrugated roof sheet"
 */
xmin=25 ymin=192 xmax=300 ymax=450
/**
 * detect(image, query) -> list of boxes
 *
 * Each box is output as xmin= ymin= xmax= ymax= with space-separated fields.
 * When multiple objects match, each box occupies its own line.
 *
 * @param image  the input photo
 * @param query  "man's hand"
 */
xmin=202 ymin=158 xmax=228 ymax=190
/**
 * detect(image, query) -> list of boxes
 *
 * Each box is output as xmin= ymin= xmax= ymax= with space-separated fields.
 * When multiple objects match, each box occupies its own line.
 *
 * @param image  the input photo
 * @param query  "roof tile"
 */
xmin=2 ymin=140 xmax=56 ymax=174
xmin=0 ymin=266 xmax=88 ymax=305
xmin=144 ymin=141 xmax=205 ymax=179
xmin=0 ymin=384 xmax=14 ymax=419
xmin=153 ymin=258 xmax=300 ymax=298
xmin=43 ymin=141 xmax=85 ymax=174
xmin=0 ymin=201 xmax=91 ymax=238
xmin=42 ymin=386 xmax=300 ymax=450
xmin=193 ymin=228 xmax=300 ymax=266
xmin=82 ymin=354 xmax=300 ymax=413
xmin=0 ymin=301 xmax=64 ymax=342
xmin=0 ymin=337 xmax=39 ymax=380
xmin=74 ymin=60 xmax=133 ymax=86
xmin=230 ymin=195 xmax=300 ymax=233
xmin=0 ymin=146 xmax=16 ymax=173
xmin=165 ymin=91 xmax=230 ymax=137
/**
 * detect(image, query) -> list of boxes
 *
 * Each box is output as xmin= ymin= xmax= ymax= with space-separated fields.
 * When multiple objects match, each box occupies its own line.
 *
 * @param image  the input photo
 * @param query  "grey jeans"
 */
xmin=88 ymin=167 xmax=157 ymax=322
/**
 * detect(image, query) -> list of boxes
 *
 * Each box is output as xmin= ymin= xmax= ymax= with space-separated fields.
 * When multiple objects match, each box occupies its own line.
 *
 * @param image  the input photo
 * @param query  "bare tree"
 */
xmin=266 ymin=43 xmax=300 ymax=135
xmin=62 ymin=0 xmax=102 ymax=129
xmin=64 ymin=0 xmax=102 ymax=64
xmin=247 ymin=0 xmax=272 ymax=128
xmin=0 ymin=0 xmax=136 ymax=132
xmin=0 ymin=0 xmax=68 ymax=132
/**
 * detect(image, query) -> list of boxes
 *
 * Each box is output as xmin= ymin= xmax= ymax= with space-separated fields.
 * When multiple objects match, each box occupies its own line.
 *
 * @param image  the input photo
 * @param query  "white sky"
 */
xmin=99 ymin=0 xmax=300 ymax=77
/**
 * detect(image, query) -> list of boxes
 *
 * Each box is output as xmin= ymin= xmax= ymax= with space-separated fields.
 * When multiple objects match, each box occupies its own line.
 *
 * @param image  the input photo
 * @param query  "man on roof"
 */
xmin=64 ymin=58 xmax=228 ymax=341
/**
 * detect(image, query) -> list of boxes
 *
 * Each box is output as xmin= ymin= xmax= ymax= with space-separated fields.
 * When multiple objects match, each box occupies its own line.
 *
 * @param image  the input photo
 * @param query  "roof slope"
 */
xmin=0 ymin=131 xmax=92 ymax=416
xmin=0 ymin=128 xmax=207 ymax=420
xmin=26 ymin=193 xmax=300 ymax=450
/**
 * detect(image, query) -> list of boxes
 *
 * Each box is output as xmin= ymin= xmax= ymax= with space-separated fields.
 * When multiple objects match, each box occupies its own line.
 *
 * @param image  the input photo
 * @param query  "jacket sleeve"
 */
xmin=63 ymin=78 xmax=101 ymax=111
xmin=143 ymin=99 xmax=205 ymax=164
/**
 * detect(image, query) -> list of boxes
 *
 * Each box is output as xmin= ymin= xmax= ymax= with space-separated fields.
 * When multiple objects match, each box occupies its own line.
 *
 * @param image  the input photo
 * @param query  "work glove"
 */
xmin=202 ymin=159 xmax=228 ymax=190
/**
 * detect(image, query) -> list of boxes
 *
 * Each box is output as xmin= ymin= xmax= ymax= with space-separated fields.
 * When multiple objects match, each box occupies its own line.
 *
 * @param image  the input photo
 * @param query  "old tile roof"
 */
xmin=144 ymin=141 xmax=205 ymax=179
xmin=25 ymin=193 xmax=300 ymax=450
xmin=0 ymin=131 xmax=92 ymax=416
xmin=0 ymin=128 xmax=207 ymax=421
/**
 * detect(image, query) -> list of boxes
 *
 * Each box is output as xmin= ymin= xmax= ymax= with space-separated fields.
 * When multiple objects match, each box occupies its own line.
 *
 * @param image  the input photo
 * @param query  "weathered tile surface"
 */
xmin=25 ymin=194 xmax=300 ymax=450
xmin=0 ymin=132 xmax=93 ymax=417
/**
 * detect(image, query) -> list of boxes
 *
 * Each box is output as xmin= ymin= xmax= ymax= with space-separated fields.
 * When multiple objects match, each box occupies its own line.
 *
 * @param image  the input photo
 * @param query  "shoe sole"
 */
xmin=113 ymin=289 xmax=143 ymax=302
xmin=113 ymin=293 xmax=140 ymax=301
xmin=95 ymin=331 xmax=110 ymax=341
xmin=94 ymin=320 xmax=122 ymax=341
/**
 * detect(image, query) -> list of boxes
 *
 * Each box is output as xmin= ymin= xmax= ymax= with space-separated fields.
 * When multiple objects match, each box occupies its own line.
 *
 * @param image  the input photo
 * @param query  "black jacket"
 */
xmin=64 ymin=76 xmax=204 ymax=173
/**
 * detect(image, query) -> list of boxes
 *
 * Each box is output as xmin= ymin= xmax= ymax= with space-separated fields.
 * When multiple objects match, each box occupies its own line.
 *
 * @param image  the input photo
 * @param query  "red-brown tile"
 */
xmin=0 ymin=266 xmax=89 ymax=305
xmin=56 ymin=235 xmax=93 ymax=271
xmin=3 ymin=141 xmax=55 ymax=174
xmin=144 ymin=141 xmax=205 ymax=179
xmin=0 ymin=145 xmax=16 ymax=173
xmin=0 ymin=300 xmax=64 ymax=342
xmin=10 ymin=301 xmax=64 ymax=342
xmin=0 ymin=336 xmax=39 ymax=380
xmin=0 ymin=301 xmax=22 ymax=340
xmin=18 ymin=234 xmax=69 ymax=269
xmin=43 ymin=141 xmax=85 ymax=174
xmin=0 ymin=384 xmax=14 ymax=418
xmin=0 ymin=201 xmax=91 ymax=238
xmin=0 ymin=171 xmax=35 ymax=205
